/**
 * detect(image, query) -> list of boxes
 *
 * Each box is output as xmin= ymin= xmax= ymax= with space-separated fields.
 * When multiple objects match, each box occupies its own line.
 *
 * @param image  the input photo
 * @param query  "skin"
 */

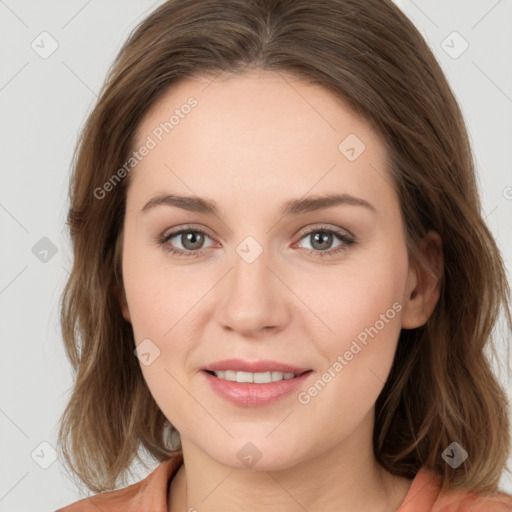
xmin=118 ymin=70 xmax=443 ymax=512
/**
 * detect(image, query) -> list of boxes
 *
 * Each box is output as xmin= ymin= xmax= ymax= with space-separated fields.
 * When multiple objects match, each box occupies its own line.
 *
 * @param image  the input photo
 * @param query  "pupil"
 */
xmin=312 ymin=231 xmax=331 ymax=250
xmin=184 ymin=231 xmax=204 ymax=250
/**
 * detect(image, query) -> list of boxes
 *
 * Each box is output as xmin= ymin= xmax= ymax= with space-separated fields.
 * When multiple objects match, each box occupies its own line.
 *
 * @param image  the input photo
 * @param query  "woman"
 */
xmin=56 ymin=0 xmax=512 ymax=510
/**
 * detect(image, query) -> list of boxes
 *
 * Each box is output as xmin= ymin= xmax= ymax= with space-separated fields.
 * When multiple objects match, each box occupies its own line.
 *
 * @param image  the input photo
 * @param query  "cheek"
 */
xmin=123 ymin=271 xmax=170 ymax=341
xmin=303 ymin=246 xmax=407 ymax=390
xmin=121 ymin=227 xmax=184 ymax=334
xmin=122 ymin=253 xmax=194 ymax=427
xmin=303 ymin=247 xmax=406 ymax=341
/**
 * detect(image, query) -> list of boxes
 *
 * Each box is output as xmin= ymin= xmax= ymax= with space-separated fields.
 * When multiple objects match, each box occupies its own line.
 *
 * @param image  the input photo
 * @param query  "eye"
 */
xmin=157 ymin=226 xmax=216 ymax=257
xmin=294 ymin=225 xmax=356 ymax=259
xmin=156 ymin=224 xmax=356 ymax=259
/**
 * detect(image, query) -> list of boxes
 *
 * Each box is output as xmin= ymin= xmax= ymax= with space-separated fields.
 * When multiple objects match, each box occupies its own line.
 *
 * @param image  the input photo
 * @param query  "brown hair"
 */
xmin=58 ymin=0 xmax=512 ymax=496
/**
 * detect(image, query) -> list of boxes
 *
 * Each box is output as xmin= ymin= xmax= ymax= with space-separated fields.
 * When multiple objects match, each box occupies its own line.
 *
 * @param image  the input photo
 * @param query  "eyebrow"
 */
xmin=140 ymin=192 xmax=377 ymax=217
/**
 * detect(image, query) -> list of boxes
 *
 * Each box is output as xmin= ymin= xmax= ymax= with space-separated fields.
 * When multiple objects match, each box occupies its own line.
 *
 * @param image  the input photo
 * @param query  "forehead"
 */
xmin=127 ymin=71 xmax=395 ymax=217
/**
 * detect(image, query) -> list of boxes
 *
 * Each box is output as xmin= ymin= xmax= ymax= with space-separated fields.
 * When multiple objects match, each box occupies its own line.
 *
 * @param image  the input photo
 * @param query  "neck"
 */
xmin=168 ymin=409 xmax=412 ymax=512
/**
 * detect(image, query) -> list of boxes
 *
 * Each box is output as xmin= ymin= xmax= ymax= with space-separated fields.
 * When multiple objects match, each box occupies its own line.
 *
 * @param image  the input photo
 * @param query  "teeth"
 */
xmin=211 ymin=370 xmax=297 ymax=383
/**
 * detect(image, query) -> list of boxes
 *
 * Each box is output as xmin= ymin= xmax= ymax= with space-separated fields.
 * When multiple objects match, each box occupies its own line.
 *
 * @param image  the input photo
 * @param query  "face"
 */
xmin=119 ymin=70 xmax=425 ymax=470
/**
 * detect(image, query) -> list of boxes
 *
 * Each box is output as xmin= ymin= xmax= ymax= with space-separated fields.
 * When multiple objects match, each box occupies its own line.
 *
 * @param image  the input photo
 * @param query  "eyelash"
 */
xmin=156 ymin=224 xmax=356 ymax=259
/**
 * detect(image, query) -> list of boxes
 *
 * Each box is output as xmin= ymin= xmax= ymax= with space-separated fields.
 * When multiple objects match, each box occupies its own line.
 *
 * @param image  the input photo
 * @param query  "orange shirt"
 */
xmin=56 ymin=454 xmax=512 ymax=511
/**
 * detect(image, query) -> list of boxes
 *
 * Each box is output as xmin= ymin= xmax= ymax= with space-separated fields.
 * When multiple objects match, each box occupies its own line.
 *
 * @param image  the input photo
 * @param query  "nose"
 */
xmin=215 ymin=244 xmax=290 ymax=337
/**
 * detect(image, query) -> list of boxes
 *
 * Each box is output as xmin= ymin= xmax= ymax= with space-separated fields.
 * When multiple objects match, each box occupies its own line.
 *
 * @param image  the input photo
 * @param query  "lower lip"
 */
xmin=202 ymin=370 xmax=313 ymax=407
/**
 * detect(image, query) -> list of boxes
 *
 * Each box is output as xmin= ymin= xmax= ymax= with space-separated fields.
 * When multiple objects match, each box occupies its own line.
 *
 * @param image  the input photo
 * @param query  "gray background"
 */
xmin=1 ymin=1 xmax=511 ymax=510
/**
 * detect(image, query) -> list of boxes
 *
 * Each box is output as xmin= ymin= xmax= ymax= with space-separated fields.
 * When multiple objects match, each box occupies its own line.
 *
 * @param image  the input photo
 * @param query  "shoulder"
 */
xmin=56 ymin=453 xmax=184 ymax=512
xmin=399 ymin=467 xmax=512 ymax=512
xmin=55 ymin=480 xmax=142 ymax=512
xmin=433 ymin=488 xmax=512 ymax=512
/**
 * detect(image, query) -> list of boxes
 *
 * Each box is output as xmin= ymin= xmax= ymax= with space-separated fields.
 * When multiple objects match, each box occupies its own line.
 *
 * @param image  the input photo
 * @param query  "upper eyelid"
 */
xmin=163 ymin=223 xmax=353 ymax=244
xmin=297 ymin=224 xmax=353 ymax=239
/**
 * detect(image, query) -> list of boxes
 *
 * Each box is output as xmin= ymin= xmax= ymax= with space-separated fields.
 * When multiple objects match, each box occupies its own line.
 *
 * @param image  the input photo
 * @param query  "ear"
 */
xmin=401 ymin=230 xmax=443 ymax=329
xmin=113 ymin=282 xmax=131 ymax=323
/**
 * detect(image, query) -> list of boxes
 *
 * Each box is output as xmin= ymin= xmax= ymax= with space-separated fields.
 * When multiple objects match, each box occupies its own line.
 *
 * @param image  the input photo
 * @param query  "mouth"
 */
xmin=202 ymin=368 xmax=314 ymax=407
xmin=204 ymin=369 xmax=312 ymax=383
xmin=202 ymin=358 xmax=311 ymax=377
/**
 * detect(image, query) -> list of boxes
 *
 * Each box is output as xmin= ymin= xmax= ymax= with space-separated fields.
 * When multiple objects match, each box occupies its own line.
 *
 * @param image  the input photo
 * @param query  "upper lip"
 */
xmin=202 ymin=358 xmax=311 ymax=375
